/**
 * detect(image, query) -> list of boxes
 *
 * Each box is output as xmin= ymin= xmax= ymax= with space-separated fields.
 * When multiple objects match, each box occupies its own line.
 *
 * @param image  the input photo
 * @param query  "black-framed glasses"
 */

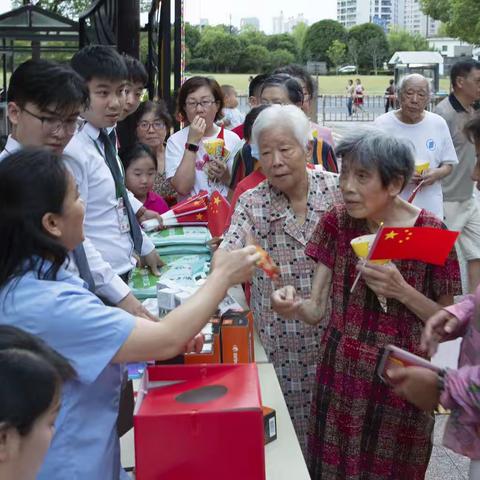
xmin=185 ymin=99 xmax=217 ymax=110
xmin=137 ymin=120 xmax=166 ymax=131
xmin=22 ymin=107 xmax=78 ymax=135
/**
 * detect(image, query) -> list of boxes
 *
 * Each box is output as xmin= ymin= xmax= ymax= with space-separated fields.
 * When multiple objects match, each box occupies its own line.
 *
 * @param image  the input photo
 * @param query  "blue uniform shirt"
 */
xmin=0 ymin=263 xmax=136 ymax=479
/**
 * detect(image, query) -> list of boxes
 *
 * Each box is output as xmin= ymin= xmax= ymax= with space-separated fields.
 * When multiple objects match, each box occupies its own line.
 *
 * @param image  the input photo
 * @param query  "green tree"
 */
xmin=290 ymin=22 xmax=308 ymax=61
xmin=185 ymin=23 xmax=201 ymax=54
xmin=347 ymin=38 xmax=360 ymax=70
xmin=421 ymin=0 xmax=480 ymax=44
xmin=265 ymin=33 xmax=298 ymax=59
xmin=327 ymin=40 xmax=347 ymax=71
xmin=194 ymin=30 xmax=241 ymax=72
xmin=302 ymin=20 xmax=347 ymax=65
xmin=237 ymin=44 xmax=270 ymax=73
xmin=267 ymin=49 xmax=296 ymax=70
xmin=237 ymin=28 xmax=268 ymax=51
xmin=347 ymin=23 xmax=389 ymax=71
xmin=12 ymin=0 xmax=90 ymax=17
xmin=387 ymin=28 xmax=431 ymax=57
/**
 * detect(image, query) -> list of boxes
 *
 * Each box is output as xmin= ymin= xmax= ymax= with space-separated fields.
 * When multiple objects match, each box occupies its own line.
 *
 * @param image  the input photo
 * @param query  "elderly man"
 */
xmin=222 ymin=104 xmax=341 ymax=456
xmin=375 ymin=73 xmax=458 ymax=219
xmin=435 ymin=59 xmax=480 ymax=292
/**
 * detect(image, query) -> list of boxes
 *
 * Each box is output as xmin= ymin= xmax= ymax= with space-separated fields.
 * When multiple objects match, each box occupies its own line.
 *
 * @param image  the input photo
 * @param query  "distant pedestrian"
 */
xmin=346 ymin=79 xmax=354 ymax=116
xmin=353 ymin=78 xmax=365 ymax=114
xmin=385 ymin=78 xmax=395 ymax=112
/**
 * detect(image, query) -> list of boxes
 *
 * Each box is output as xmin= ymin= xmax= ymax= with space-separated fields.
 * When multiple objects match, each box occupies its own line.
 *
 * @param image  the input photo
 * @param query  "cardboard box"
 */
xmin=262 ymin=406 xmax=277 ymax=444
xmin=134 ymin=364 xmax=265 ymax=480
xmin=220 ymin=309 xmax=255 ymax=364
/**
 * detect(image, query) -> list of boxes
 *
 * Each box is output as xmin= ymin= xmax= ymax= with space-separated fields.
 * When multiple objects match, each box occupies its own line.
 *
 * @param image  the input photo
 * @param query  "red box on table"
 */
xmin=133 ymin=364 xmax=266 ymax=480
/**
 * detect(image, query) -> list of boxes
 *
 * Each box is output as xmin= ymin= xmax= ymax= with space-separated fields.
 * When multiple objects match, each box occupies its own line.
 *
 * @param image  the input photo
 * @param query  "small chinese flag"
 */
xmin=369 ymin=227 xmax=459 ymax=266
xmin=208 ymin=190 xmax=230 ymax=237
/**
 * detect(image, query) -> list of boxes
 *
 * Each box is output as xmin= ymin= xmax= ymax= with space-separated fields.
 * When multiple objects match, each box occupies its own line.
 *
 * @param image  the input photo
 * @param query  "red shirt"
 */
xmin=226 ymin=169 xmax=266 ymax=229
xmin=232 ymin=123 xmax=244 ymax=140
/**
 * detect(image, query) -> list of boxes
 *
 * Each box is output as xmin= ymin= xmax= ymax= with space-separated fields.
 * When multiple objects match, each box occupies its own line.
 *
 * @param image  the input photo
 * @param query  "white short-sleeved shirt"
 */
xmin=165 ymin=125 xmax=241 ymax=200
xmin=0 ymin=264 xmax=135 ymax=480
xmin=223 ymin=108 xmax=245 ymax=129
xmin=375 ymin=110 xmax=458 ymax=219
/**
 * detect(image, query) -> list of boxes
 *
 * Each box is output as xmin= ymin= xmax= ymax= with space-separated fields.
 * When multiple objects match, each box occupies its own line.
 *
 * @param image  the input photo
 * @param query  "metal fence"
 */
xmin=237 ymin=94 xmax=447 ymax=125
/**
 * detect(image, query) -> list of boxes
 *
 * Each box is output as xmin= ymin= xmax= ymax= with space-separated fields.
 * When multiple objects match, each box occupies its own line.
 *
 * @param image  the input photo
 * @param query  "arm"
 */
xmin=113 ymin=246 xmax=260 ymax=362
xmin=169 ymin=117 xmax=206 ymax=196
xmin=271 ymin=263 xmax=332 ymax=325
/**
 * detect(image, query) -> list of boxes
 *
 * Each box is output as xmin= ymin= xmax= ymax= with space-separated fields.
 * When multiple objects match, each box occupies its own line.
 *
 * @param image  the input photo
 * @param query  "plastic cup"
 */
xmin=350 ymin=234 xmax=389 ymax=264
xmin=415 ymin=161 xmax=429 ymax=175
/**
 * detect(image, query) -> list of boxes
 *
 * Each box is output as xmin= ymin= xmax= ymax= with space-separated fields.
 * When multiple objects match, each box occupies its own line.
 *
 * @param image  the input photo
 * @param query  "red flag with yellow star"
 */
xmin=369 ymin=227 xmax=459 ymax=265
xmin=208 ymin=190 xmax=230 ymax=237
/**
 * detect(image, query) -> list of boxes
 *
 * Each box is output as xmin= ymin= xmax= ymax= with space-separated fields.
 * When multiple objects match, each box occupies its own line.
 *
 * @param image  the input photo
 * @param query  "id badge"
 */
xmin=116 ymin=197 xmax=131 ymax=233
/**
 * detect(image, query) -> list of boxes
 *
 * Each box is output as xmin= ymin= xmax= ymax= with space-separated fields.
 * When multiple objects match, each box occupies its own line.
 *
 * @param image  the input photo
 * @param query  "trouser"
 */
xmin=347 ymin=97 xmax=353 ymax=116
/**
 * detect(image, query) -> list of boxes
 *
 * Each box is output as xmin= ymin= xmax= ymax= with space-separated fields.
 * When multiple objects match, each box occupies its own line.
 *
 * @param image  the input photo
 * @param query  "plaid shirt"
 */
xmin=222 ymin=169 xmax=341 ymax=454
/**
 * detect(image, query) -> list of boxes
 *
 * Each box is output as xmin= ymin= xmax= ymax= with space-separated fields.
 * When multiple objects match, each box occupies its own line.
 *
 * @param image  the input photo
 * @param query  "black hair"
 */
xmin=119 ymin=142 xmax=157 ymax=172
xmin=274 ymin=64 xmax=314 ymax=97
xmin=336 ymin=126 xmax=414 ymax=192
xmin=0 ymin=325 xmax=75 ymax=436
xmin=134 ymin=100 xmax=172 ymax=131
xmin=7 ymin=59 xmax=89 ymax=115
xmin=450 ymin=59 xmax=480 ymax=89
xmin=244 ymin=104 xmax=271 ymax=142
xmin=248 ymin=73 xmax=269 ymax=99
xmin=123 ymin=54 xmax=148 ymax=86
xmin=71 ymin=45 xmax=128 ymax=83
xmin=260 ymin=74 xmax=304 ymax=106
xmin=0 ymin=149 xmax=70 ymax=289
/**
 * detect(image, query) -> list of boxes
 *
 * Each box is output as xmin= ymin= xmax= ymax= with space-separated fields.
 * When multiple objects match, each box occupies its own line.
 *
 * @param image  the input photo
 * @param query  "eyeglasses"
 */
xmin=22 ymin=107 xmax=78 ymax=135
xmin=137 ymin=120 xmax=166 ymax=131
xmin=185 ymin=99 xmax=217 ymax=110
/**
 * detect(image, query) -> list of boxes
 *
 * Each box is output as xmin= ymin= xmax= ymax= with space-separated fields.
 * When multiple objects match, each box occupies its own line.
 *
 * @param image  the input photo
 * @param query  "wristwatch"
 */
xmin=185 ymin=142 xmax=199 ymax=152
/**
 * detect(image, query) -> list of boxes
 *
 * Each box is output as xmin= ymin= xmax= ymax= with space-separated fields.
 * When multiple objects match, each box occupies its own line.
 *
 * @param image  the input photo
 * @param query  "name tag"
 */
xmin=116 ymin=197 xmax=131 ymax=233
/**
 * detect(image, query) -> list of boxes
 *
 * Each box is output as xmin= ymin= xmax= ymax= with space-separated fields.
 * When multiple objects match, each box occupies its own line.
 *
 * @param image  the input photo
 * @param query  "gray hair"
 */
xmin=251 ymin=104 xmax=311 ymax=151
xmin=397 ymin=73 xmax=431 ymax=97
xmin=336 ymin=126 xmax=414 ymax=191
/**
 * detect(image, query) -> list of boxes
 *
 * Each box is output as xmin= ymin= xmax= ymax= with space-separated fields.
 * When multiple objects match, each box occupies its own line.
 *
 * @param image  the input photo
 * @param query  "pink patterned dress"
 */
xmin=305 ymin=204 xmax=461 ymax=479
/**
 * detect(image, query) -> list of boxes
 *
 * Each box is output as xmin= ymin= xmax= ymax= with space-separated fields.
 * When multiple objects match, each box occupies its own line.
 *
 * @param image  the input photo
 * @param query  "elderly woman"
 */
xmin=221 ymin=104 xmax=341 ymax=455
xmin=375 ymin=73 xmax=457 ymax=219
xmin=165 ymin=76 xmax=241 ymax=199
xmin=133 ymin=100 xmax=177 ymax=204
xmin=272 ymin=127 xmax=461 ymax=479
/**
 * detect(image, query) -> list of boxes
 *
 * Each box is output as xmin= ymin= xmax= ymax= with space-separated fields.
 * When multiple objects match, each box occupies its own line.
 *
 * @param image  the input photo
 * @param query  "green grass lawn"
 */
xmin=187 ymin=73 xmax=450 ymax=96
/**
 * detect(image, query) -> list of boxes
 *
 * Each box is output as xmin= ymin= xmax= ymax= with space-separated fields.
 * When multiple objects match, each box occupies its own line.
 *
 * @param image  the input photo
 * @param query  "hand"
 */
xmin=141 ymin=249 xmax=164 ymax=276
xmin=187 ymin=115 xmax=206 ymax=144
xmin=420 ymin=168 xmax=440 ymax=186
xmin=387 ymin=366 xmax=440 ymax=411
xmin=271 ymin=285 xmax=303 ymax=319
xmin=421 ymin=309 xmax=459 ymax=356
xmin=207 ymin=157 xmax=229 ymax=183
xmin=184 ymin=333 xmax=205 ymax=354
xmin=138 ymin=210 xmax=165 ymax=230
xmin=356 ymin=261 xmax=409 ymax=301
xmin=411 ymin=172 xmax=424 ymax=184
xmin=207 ymin=236 xmax=223 ymax=252
xmin=211 ymin=246 xmax=260 ymax=286
xmin=117 ymin=292 xmax=159 ymax=322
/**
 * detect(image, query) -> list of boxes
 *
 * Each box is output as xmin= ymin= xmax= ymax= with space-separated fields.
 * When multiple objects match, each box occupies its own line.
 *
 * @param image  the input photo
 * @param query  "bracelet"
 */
xmin=437 ymin=368 xmax=447 ymax=394
xmin=185 ymin=142 xmax=199 ymax=153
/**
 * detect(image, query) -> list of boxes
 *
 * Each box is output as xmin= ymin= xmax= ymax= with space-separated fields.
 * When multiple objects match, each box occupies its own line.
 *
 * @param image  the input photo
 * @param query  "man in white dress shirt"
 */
xmin=65 ymin=45 xmax=163 ymax=318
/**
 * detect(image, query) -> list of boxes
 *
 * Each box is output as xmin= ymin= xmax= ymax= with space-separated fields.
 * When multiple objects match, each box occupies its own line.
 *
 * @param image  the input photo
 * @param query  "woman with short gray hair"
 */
xmin=222 ymin=104 xmax=341 ymax=455
xmin=272 ymin=126 xmax=461 ymax=478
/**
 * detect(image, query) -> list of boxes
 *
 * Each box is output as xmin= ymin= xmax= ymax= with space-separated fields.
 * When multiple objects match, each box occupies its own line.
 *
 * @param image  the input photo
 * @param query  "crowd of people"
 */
xmin=1 ymin=44 xmax=480 ymax=480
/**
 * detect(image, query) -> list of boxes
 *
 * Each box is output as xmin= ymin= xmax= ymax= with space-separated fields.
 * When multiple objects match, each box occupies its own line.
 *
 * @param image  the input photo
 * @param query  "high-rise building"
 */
xmin=240 ymin=17 xmax=260 ymax=31
xmin=272 ymin=11 xmax=284 ymax=34
xmin=403 ymin=0 xmax=440 ymax=37
xmin=337 ymin=0 xmax=440 ymax=37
